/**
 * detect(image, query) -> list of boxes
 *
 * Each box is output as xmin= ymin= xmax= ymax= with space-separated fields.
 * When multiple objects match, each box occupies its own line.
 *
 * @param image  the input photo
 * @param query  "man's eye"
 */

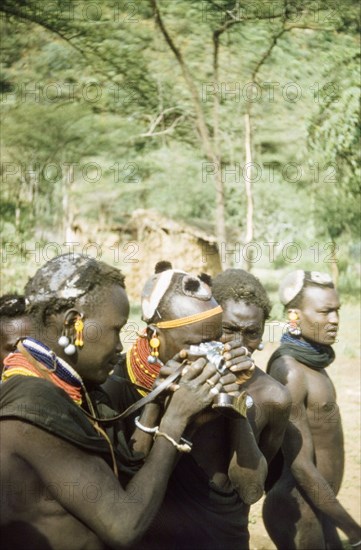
xmin=245 ymin=331 xmax=261 ymax=339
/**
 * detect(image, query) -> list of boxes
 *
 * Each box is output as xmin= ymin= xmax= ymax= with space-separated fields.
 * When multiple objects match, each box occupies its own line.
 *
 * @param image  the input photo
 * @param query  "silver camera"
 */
xmin=188 ymin=341 xmax=249 ymax=419
xmin=188 ymin=341 xmax=227 ymax=374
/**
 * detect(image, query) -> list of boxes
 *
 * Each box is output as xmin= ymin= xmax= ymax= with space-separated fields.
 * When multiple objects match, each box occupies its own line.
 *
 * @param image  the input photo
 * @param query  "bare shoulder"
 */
xmin=2 ymin=418 xmax=66 ymax=450
xmin=246 ymin=367 xmax=291 ymax=411
xmin=1 ymin=418 xmax=109 ymax=478
xmin=268 ymin=354 xmax=306 ymax=385
xmin=268 ymin=355 xmax=310 ymax=406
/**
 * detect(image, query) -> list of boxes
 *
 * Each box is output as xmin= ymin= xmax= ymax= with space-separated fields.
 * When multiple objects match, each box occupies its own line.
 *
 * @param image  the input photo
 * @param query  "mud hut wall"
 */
xmin=125 ymin=229 xmax=221 ymax=303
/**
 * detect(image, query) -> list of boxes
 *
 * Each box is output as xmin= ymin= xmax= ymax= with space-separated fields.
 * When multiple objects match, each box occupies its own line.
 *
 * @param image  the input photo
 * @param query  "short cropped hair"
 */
xmin=212 ymin=269 xmax=272 ymax=320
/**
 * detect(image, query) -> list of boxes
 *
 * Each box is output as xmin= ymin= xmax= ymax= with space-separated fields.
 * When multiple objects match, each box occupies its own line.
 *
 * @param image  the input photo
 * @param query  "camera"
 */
xmin=188 ymin=341 xmax=227 ymax=374
xmin=188 ymin=341 xmax=248 ymax=419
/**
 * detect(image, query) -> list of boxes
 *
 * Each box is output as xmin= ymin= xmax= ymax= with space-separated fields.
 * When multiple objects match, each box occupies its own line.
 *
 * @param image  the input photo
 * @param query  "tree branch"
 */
xmin=139 ymin=115 xmax=185 ymax=138
xmin=149 ymin=0 xmax=215 ymax=159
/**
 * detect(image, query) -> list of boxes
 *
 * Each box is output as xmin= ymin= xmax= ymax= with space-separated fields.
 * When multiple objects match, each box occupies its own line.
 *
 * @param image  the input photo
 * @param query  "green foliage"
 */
xmin=308 ymin=49 xmax=360 ymax=240
xmin=0 ymin=0 xmax=360 ymax=294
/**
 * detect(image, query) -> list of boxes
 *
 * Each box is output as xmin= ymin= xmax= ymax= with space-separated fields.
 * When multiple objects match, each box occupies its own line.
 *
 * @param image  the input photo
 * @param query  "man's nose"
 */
xmin=328 ymin=311 xmax=339 ymax=324
xmin=234 ymin=331 xmax=245 ymax=346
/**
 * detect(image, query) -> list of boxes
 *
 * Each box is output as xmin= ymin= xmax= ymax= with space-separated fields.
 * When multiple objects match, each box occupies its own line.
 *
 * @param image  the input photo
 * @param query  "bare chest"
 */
xmin=304 ymin=368 xmax=341 ymax=433
xmin=1 ymin=451 xmax=104 ymax=550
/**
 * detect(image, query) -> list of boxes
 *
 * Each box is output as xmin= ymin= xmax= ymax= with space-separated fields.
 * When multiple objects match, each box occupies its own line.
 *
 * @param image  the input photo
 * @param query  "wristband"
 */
xmin=154 ymin=430 xmax=192 ymax=453
xmin=135 ymin=416 xmax=192 ymax=452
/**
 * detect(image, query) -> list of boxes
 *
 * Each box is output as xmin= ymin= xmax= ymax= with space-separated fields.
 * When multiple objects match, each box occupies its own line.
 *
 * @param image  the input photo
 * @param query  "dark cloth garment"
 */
xmin=102 ymin=353 xmax=141 ymax=439
xmin=104 ymin=357 xmax=250 ymax=549
xmin=134 ymin=454 xmax=250 ymax=550
xmin=0 ymin=376 xmax=144 ymax=485
xmin=267 ymin=333 xmax=335 ymax=373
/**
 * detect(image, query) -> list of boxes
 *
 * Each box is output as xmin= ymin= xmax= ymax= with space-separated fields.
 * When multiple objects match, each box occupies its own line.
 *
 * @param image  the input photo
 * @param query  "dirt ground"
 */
xmin=247 ymin=312 xmax=361 ymax=550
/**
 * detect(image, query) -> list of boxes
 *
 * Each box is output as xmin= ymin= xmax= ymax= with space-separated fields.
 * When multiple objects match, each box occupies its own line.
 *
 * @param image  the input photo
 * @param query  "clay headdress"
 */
xmin=25 ymin=253 xmax=125 ymax=311
xmin=141 ymin=261 xmax=222 ymax=328
xmin=279 ymin=270 xmax=334 ymax=307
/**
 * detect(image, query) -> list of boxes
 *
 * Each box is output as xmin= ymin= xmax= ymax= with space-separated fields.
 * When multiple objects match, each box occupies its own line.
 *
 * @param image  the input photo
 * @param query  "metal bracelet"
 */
xmin=134 ymin=416 xmax=158 ymax=434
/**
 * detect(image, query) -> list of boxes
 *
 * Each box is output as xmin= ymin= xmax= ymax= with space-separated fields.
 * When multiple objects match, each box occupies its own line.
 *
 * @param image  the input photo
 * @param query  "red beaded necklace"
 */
xmin=126 ymin=334 xmax=162 ymax=396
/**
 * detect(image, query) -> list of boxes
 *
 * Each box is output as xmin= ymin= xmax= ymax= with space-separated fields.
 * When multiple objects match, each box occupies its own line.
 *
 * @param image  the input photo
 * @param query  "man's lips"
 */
xmin=106 ymin=357 xmax=120 ymax=373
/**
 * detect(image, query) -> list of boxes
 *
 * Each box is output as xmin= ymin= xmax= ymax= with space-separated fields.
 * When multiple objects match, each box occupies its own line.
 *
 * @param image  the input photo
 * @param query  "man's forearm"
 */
xmin=118 ymin=412 xmax=189 ymax=546
xmin=130 ymin=402 xmax=162 ymax=455
xmin=228 ymin=417 xmax=267 ymax=505
xmin=291 ymin=461 xmax=360 ymax=540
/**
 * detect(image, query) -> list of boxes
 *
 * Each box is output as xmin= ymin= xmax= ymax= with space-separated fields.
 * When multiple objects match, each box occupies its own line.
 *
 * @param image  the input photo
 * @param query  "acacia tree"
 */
xmin=1 ymin=0 xmax=359 ymax=271
xmin=146 ymin=0 xmax=345 ymax=269
xmin=0 ymin=1 xmax=157 ymax=240
xmin=1 ymin=101 xmax=94 ymax=238
xmin=307 ymin=50 xmax=360 ymax=284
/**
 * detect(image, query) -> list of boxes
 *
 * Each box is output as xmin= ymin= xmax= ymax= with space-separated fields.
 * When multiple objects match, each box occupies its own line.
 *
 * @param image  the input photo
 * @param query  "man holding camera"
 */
xmin=0 ymin=255 xmax=225 ymax=550
xmin=105 ymin=262 xmax=267 ymax=550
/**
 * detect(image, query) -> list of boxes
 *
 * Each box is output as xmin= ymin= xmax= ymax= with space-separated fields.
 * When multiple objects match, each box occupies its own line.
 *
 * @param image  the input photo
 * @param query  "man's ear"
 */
xmin=287 ymin=308 xmax=301 ymax=320
xmin=62 ymin=308 xmax=83 ymax=325
xmin=146 ymin=324 xmax=157 ymax=339
xmin=146 ymin=324 xmax=167 ymax=354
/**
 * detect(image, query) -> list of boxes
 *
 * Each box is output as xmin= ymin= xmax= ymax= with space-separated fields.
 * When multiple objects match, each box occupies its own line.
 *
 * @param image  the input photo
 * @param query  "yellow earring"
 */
xmin=148 ymin=333 xmax=160 ymax=364
xmin=74 ymin=316 xmax=84 ymax=348
xmin=288 ymin=310 xmax=301 ymax=336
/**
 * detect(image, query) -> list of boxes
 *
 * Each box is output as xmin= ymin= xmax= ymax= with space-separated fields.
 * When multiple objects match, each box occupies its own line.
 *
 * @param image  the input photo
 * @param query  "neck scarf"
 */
xmin=2 ymin=337 xmax=83 ymax=404
xmin=267 ymin=333 xmax=335 ymax=372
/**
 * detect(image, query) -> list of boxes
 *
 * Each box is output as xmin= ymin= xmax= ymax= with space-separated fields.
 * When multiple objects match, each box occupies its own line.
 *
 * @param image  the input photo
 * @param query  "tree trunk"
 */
xmin=330 ymin=239 xmax=339 ymax=286
xmin=244 ymin=112 xmax=254 ymax=271
xmin=62 ymin=164 xmax=74 ymax=242
xmin=151 ymin=0 xmax=227 ymax=262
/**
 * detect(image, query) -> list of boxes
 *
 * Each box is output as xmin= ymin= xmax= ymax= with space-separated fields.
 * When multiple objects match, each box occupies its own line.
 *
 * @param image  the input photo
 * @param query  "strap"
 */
xmin=108 ymin=373 xmax=151 ymax=394
xmin=17 ymin=340 xmax=186 ymax=425
xmin=81 ymin=361 xmax=187 ymax=424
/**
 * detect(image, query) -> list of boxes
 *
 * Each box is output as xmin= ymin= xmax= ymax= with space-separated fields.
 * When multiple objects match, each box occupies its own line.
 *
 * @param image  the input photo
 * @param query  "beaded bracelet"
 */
xmin=134 ymin=416 xmax=192 ymax=453
xmin=154 ymin=431 xmax=192 ymax=453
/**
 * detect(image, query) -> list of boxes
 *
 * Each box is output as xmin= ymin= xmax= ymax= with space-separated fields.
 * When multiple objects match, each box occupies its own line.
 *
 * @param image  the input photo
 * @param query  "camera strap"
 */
xmin=82 ymin=362 xmax=186 ymax=424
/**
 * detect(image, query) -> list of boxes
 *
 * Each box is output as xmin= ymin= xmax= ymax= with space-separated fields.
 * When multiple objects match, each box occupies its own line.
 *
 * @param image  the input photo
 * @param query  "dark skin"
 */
xmin=0 ymin=283 xmax=222 ymax=550
xmin=220 ymin=299 xmax=291 ymax=465
xmin=0 ymin=315 xmax=32 ymax=373
xmin=135 ymin=293 xmax=267 ymax=506
xmin=263 ymin=286 xmax=361 ymax=549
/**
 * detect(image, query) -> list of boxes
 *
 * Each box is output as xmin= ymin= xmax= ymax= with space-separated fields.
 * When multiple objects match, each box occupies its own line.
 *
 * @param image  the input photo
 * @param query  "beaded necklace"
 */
xmin=2 ymin=337 xmax=119 ymax=476
xmin=2 ymin=337 xmax=83 ymax=404
xmin=126 ymin=333 xmax=162 ymax=396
